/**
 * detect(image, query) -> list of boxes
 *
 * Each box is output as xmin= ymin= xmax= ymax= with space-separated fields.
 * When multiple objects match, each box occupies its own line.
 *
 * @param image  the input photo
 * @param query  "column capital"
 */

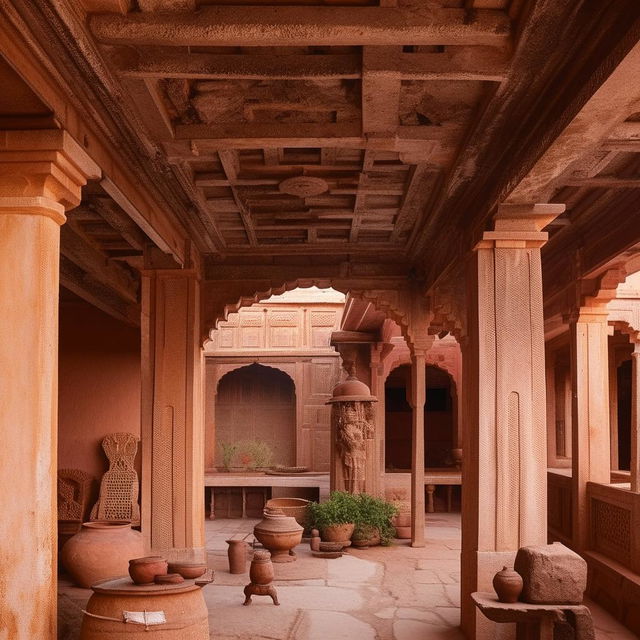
xmin=0 ymin=129 xmax=100 ymax=210
xmin=475 ymin=202 xmax=566 ymax=250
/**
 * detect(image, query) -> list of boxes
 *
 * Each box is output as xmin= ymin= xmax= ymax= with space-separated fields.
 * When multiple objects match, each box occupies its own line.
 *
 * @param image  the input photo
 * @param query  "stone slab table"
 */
xmin=471 ymin=592 xmax=595 ymax=640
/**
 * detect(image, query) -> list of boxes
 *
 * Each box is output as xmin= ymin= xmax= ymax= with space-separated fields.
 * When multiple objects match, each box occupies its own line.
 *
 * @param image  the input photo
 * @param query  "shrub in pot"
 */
xmin=351 ymin=524 xmax=381 ymax=548
xmin=307 ymin=491 xmax=358 ymax=542
xmin=353 ymin=493 xmax=398 ymax=546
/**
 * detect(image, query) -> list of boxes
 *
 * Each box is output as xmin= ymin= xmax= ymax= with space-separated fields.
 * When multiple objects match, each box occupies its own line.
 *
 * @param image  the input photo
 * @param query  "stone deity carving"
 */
xmin=332 ymin=400 xmax=375 ymax=494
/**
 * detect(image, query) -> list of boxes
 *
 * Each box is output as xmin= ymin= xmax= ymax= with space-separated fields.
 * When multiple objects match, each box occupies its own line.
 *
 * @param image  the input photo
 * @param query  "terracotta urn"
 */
xmin=253 ymin=508 xmax=303 ymax=563
xmin=128 ymin=556 xmax=168 ymax=585
xmin=321 ymin=522 xmax=355 ymax=544
xmin=226 ymin=539 xmax=248 ymax=574
xmin=61 ymin=521 xmax=144 ymax=588
xmin=493 ymin=566 xmax=523 ymax=603
xmin=249 ymin=550 xmax=275 ymax=585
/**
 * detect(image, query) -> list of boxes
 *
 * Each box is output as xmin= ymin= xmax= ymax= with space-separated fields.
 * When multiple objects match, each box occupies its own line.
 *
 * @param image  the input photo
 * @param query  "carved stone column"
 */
xmin=461 ymin=203 xmax=564 ymax=640
xmin=141 ymin=250 xmax=205 ymax=560
xmin=566 ymin=304 xmax=611 ymax=551
xmin=0 ymin=130 xmax=99 ymax=640
xmin=410 ymin=348 xmax=427 ymax=547
xmin=632 ymin=343 xmax=640 ymax=492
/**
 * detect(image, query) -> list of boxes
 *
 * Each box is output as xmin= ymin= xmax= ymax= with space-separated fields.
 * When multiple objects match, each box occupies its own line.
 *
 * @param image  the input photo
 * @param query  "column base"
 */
xmin=461 ymin=549 xmax=517 ymax=640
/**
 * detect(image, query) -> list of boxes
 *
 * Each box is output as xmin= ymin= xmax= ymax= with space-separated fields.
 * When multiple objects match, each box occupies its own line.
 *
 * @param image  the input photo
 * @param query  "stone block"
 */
xmin=514 ymin=542 xmax=587 ymax=604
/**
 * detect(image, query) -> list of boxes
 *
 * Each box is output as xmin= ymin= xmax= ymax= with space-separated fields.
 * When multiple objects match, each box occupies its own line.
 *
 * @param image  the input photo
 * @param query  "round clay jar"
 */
xmin=168 ymin=562 xmax=207 ymax=579
xmin=249 ymin=550 xmax=274 ymax=585
xmin=493 ymin=566 xmax=523 ymax=603
xmin=128 ymin=556 xmax=168 ymax=585
xmin=61 ymin=521 xmax=144 ymax=588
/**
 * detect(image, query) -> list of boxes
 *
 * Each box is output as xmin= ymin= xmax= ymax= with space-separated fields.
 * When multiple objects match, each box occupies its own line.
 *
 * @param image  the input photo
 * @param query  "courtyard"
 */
xmin=57 ymin=514 xmax=635 ymax=640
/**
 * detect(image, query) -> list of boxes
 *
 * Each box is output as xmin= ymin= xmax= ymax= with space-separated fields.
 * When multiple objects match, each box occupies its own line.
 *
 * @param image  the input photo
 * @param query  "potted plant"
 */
xmin=353 ymin=493 xmax=398 ymax=546
xmin=308 ymin=491 xmax=359 ymax=543
xmin=220 ymin=441 xmax=238 ymax=472
xmin=244 ymin=440 xmax=273 ymax=470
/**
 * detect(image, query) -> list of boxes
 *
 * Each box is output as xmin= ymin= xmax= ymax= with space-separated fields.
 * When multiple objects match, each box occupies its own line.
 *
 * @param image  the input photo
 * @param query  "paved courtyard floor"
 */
xmin=58 ymin=513 xmax=635 ymax=639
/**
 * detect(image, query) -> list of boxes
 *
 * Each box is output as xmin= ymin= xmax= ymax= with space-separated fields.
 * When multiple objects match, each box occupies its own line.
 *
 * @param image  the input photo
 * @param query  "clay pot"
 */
xmin=128 ymin=556 xmax=168 ymax=585
xmin=254 ymin=508 xmax=303 ymax=563
xmin=321 ymin=523 xmax=355 ymax=544
xmin=61 ymin=521 xmax=144 ymax=588
xmin=168 ymin=562 xmax=207 ymax=579
xmin=249 ymin=550 xmax=274 ymax=585
xmin=265 ymin=498 xmax=310 ymax=528
xmin=226 ymin=539 xmax=248 ymax=574
xmin=493 ymin=566 xmax=524 ymax=603
xmin=352 ymin=527 xmax=381 ymax=549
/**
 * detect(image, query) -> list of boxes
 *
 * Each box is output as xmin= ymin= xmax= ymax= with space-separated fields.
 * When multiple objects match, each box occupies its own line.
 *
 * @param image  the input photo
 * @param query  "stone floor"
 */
xmin=58 ymin=513 xmax=636 ymax=639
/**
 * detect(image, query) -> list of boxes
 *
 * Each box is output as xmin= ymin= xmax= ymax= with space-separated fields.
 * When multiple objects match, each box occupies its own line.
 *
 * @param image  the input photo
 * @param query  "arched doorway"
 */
xmin=215 ymin=363 xmax=297 ymax=468
xmin=384 ymin=363 xmax=457 ymax=470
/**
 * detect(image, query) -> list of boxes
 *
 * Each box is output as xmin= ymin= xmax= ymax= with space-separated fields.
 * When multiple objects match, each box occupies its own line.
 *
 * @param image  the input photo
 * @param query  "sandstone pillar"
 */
xmin=410 ymin=349 xmax=427 ymax=547
xmin=461 ymin=203 xmax=564 ymax=640
xmin=629 ymin=343 xmax=640 ymax=492
xmin=567 ymin=305 xmax=610 ymax=550
xmin=141 ymin=254 xmax=205 ymax=560
xmin=0 ymin=130 xmax=99 ymax=640
xmin=369 ymin=342 xmax=386 ymax=497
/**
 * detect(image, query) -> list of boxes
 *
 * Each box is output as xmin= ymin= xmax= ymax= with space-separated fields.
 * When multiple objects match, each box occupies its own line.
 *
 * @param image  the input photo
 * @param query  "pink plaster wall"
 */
xmin=58 ymin=298 xmax=141 ymax=484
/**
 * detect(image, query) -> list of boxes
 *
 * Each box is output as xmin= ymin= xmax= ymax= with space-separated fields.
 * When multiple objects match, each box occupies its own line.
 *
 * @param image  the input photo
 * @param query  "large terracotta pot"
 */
xmin=392 ymin=501 xmax=411 ymax=539
xmin=253 ymin=508 xmax=303 ymax=563
xmin=265 ymin=498 xmax=310 ymax=528
xmin=321 ymin=523 xmax=354 ymax=544
xmin=61 ymin=521 xmax=144 ymax=588
xmin=80 ymin=577 xmax=208 ymax=639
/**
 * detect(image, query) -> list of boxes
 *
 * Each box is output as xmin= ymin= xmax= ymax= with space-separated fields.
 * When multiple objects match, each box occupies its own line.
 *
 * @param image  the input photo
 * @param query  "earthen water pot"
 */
xmin=249 ymin=550 xmax=275 ymax=585
xmin=61 ymin=521 xmax=144 ymax=588
xmin=321 ymin=523 xmax=355 ymax=545
xmin=128 ymin=556 xmax=168 ymax=585
xmin=226 ymin=539 xmax=248 ymax=574
xmin=253 ymin=508 xmax=303 ymax=563
xmin=493 ymin=566 xmax=524 ymax=603
xmin=168 ymin=561 xmax=207 ymax=579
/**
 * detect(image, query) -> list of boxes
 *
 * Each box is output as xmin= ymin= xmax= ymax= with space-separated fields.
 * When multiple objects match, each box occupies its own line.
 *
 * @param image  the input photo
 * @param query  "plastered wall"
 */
xmin=58 ymin=297 xmax=141 ymax=487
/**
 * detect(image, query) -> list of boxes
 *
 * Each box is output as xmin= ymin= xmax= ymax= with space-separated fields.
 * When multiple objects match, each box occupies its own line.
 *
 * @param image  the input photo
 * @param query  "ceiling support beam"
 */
xmin=90 ymin=7 xmax=511 ymax=48
xmin=112 ymin=46 xmax=509 ymax=82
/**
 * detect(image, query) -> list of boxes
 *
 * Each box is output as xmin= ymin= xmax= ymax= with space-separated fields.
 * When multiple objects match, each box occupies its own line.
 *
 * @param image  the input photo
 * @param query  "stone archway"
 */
xmin=214 ymin=363 xmax=297 ymax=469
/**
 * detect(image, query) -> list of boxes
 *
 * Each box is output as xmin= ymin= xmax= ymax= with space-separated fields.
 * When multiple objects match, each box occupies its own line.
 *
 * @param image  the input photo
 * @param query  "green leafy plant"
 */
xmin=353 ymin=493 xmax=398 ymax=545
xmin=308 ymin=491 xmax=359 ymax=529
xmin=220 ymin=441 xmax=238 ymax=471
xmin=243 ymin=440 xmax=273 ymax=470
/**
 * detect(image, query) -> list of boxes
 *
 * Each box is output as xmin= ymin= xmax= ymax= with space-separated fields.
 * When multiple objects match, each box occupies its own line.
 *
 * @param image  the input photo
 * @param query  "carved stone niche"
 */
xmin=327 ymin=376 xmax=377 ymax=494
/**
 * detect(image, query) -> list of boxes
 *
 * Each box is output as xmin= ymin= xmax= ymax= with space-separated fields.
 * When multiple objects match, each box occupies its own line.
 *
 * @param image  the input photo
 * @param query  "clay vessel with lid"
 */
xmin=61 ymin=521 xmax=144 ymax=588
xmin=493 ymin=566 xmax=523 ymax=603
xmin=253 ymin=508 xmax=303 ymax=563
xmin=226 ymin=539 xmax=248 ymax=574
xmin=249 ymin=550 xmax=275 ymax=585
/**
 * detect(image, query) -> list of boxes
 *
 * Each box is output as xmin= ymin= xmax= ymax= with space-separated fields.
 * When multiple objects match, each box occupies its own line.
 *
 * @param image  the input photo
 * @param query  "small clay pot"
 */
xmin=493 ymin=566 xmax=523 ymax=603
xmin=168 ymin=562 xmax=207 ymax=579
xmin=128 ymin=556 xmax=168 ymax=585
xmin=321 ymin=523 xmax=355 ymax=544
xmin=226 ymin=539 xmax=248 ymax=574
xmin=249 ymin=550 xmax=275 ymax=585
xmin=154 ymin=572 xmax=184 ymax=585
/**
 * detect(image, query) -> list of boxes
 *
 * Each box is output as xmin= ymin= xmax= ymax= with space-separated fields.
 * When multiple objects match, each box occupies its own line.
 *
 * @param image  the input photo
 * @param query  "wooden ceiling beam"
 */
xmin=90 ymin=7 xmax=511 ymax=48
xmin=564 ymin=176 xmax=640 ymax=189
xmin=60 ymin=224 xmax=139 ymax=304
xmin=217 ymin=149 xmax=258 ymax=246
xmin=60 ymin=255 xmax=140 ymax=327
xmin=82 ymin=197 xmax=149 ymax=250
